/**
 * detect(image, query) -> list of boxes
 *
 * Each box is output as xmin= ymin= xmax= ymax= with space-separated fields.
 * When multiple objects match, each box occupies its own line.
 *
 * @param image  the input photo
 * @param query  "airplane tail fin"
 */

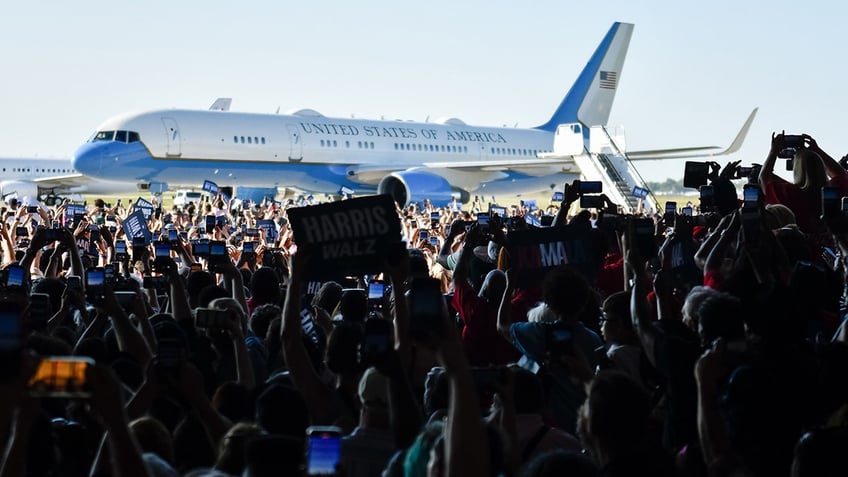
xmin=536 ymin=22 xmax=633 ymax=132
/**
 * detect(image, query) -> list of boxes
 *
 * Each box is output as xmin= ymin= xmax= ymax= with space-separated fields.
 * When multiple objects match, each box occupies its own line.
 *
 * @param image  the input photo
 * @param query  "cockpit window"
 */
xmin=128 ymin=131 xmax=140 ymax=143
xmin=92 ymin=131 xmax=115 ymax=142
xmin=115 ymin=131 xmax=127 ymax=142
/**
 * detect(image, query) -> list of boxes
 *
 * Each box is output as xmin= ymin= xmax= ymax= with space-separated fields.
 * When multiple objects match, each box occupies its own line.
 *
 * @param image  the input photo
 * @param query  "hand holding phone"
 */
xmin=306 ymin=426 xmax=342 ymax=476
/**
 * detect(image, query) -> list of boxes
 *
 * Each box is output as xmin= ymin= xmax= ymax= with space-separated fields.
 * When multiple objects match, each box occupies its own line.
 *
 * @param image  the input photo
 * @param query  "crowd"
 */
xmin=1 ymin=132 xmax=848 ymax=477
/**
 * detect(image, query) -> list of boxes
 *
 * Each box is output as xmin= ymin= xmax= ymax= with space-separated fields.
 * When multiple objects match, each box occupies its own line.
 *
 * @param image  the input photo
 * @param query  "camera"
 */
xmin=778 ymin=134 xmax=804 ymax=159
xmin=683 ymin=161 xmax=710 ymax=189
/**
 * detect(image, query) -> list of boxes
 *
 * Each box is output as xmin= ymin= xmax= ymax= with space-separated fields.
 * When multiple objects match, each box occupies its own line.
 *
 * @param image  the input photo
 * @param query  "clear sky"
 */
xmin=1 ymin=1 xmax=845 ymax=182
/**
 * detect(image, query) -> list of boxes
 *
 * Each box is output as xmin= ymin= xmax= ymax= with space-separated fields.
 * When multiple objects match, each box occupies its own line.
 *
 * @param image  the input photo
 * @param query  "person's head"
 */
xmin=255 ymin=383 xmax=310 ymax=438
xmin=696 ymin=292 xmax=745 ymax=346
xmin=358 ymin=367 xmax=390 ymax=415
xmin=215 ymin=422 xmax=266 ymax=476
xmin=521 ymin=451 xmax=599 ymax=477
xmin=793 ymin=148 xmax=827 ymax=191
xmin=577 ymin=371 xmax=652 ymax=465
xmin=526 ymin=302 xmax=558 ymax=323
xmin=249 ymin=267 xmax=281 ymax=305
xmin=600 ymin=291 xmax=638 ymax=345
xmin=478 ymin=269 xmax=506 ymax=304
xmin=681 ymin=286 xmax=721 ymax=334
xmin=542 ymin=266 xmax=592 ymax=321
xmin=325 ymin=321 xmax=364 ymax=376
xmin=404 ymin=421 xmax=445 ymax=477
xmin=311 ymin=281 xmax=343 ymax=313
xmin=335 ymin=288 xmax=368 ymax=322
xmin=211 ymin=382 xmax=253 ymax=423
xmin=764 ymin=204 xmax=797 ymax=230
xmin=186 ymin=271 xmax=216 ymax=308
xmin=129 ymin=417 xmax=175 ymax=465
xmin=249 ymin=304 xmax=281 ymax=339
xmin=208 ymin=297 xmax=247 ymax=331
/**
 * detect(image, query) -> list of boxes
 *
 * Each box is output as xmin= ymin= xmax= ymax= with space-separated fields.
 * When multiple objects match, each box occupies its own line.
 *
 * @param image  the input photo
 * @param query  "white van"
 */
xmin=172 ymin=190 xmax=207 ymax=208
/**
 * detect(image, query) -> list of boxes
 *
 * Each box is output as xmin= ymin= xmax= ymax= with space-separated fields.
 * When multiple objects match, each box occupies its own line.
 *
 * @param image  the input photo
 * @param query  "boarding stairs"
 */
xmin=540 ymin=123 xmax=659 ymax=214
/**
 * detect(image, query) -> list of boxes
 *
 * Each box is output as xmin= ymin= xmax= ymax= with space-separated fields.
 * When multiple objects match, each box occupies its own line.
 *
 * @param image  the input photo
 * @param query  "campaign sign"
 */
xmin=256 ymin=219 xmax=279 ymax=242
xmin=122 ymin=210 xmax=153 ymax=244
xmin=134 ymin=197 xmax=155 ymax=220
xmin=64 ymin=204 xmax=87 ymax=227
xmin=202 ymin=180 xmax=219 ymax=195
xmin=506 ymin=225 xmax=600 ymax=287
xmin=287 ymin=194 xmax=401 ymax=278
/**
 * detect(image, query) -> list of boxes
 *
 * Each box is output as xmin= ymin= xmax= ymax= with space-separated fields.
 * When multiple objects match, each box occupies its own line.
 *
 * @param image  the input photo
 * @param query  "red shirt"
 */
xmin=452 ymin=281 xmax=526 ymax=367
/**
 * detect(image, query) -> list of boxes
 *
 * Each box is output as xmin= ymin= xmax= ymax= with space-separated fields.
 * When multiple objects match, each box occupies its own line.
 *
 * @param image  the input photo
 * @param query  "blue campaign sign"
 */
xmin=134 ymin=197 xmax=155 ymax=220
xmin=256 ymin=219 xmax=278 ymax=241
xmin=202 ymin=180 xmax=219 ymax=195
xmin=121 ymin=210 xmax=152 ymax=244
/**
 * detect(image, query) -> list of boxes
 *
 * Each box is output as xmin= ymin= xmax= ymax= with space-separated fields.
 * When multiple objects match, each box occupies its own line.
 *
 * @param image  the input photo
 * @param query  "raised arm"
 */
xmin=759 ymin=132 xmax=785 ymax=185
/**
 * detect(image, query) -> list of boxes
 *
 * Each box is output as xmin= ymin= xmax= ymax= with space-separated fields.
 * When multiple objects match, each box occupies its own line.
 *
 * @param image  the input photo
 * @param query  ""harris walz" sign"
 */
xmin=506 ymin=226 xmax=600 ymax=287
xmin=287 ymin=195 xmax=401 ymax=278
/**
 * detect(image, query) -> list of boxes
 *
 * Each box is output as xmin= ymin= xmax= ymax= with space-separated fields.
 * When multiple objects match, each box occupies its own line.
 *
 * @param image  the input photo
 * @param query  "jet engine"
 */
xmin=377 ymin=171 xmax=468 ymax=207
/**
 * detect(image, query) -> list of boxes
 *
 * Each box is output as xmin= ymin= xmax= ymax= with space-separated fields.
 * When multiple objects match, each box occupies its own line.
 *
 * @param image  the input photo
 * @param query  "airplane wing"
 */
xmin=33 ymin=173 xmax=94 ymax=190
xmin=625 ymin=107 xmax=757 ymax=160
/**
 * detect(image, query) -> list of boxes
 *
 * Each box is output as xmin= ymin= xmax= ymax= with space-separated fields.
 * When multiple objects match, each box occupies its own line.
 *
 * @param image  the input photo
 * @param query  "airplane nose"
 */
xmin=72 ymin=142 xmax=103 ymax=175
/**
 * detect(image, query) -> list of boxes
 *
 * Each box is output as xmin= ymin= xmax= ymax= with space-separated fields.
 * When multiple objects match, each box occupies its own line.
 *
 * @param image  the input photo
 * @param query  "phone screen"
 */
xmin=743 ymin=186 xmax=759 ymax=203
xmin=579 ymin=181 xmax=603 ymax=194
xmin=551 ymin=191 xmax=564 ymax=202
xmin=115 ymin=241 xmax=127 ymax=255
xmin=681 ymin=207 xmax=693 ymax=216
xmin=154 ymin=241 xmax=171 ymax=258
xmin=5 ymin=266 xmax=25 ymax=288
xmin=210 ymin=241 xmax=226 ymax=257
xmin=368 ymin=282 xmax=384 ymax=300
xmin=168 ymin=229 xmax=178 ymax=241
xmin=665 ymin=202 xmax=677 ymax=214
xmin=28 ymin=357 xmax=93 ymax=398
xmin=477 ymin=213 xmax=490 ymax=225
xmin=243 ymin=242 xmax=255 ymax=254
xmin=86 ymin=270 xmax=105 ymax=288
xmin=306 ymin=431 xmax=342 ymax=475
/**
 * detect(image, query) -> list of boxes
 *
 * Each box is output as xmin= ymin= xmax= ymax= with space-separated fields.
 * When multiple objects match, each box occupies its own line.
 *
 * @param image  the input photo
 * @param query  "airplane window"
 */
xmin=129 ymin=131 xmax=140 ymax=142
xmin=93 ymin=131 xmax=115 ymax=142
xmin=370 ymin=142 xmax=374 ymax=149
xmin=241 ymin=136 xmax=245 ymax=144
xmin=320 ymin=140 xmax=325 ymax=147
xmin=115 ymin=131 xmax=127 ymax=142
xmin=261 ymin=137 xmax=266 ymax=144
xmin=254 ymin=137 xmax=259 ymax=144
xmin=233 ymin=136 xmax=238 ymax=143
xmin=248 ymin=137 xmax=252 ymax=144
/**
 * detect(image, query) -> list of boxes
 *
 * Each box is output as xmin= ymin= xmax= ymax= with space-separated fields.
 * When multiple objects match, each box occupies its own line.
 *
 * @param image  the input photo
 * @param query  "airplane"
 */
xmin=0 ymin=157 xmax=138 ymax=205
xmin=72 ymin=22 xmax=752 ymax=209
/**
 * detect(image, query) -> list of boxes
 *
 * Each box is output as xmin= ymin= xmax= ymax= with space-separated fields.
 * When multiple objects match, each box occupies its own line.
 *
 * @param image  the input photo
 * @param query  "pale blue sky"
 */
xmin=1 ymin=1 xmax=845 ymax=181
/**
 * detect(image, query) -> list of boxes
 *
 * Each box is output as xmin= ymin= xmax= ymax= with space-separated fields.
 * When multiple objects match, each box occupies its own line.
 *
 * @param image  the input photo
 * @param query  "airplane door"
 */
xmin=162 ymin=117 xmax=181 ymax=157
xmin=286 ymin=124 xmax=303 ymax=162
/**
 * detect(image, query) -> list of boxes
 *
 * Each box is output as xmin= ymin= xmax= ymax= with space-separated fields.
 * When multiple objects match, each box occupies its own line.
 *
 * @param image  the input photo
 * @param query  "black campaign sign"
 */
xmin=506 ymin=226 xmax=600 ymax=287
xmin=287 ymin=194 xmax=401 ymax=278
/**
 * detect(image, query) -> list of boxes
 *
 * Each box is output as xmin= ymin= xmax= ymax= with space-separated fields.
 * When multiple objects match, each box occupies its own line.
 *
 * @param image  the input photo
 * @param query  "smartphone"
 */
xmin=551 ymin=191 xmax=564 ymax=202
xmin=681 ymin=206 xmax=693 ymax=216
xmin=205 ymin=215 xmax=215 ymax=234
xmin=632 ymin=218 xmax=658 ymax=259
xmin=4 ymin=264 xmax=26 ymax=288
xmin=28 ymin=356 xmax=94 ymax=398
xmin=168 ymin=229 xmax=178 ymax=242
xmin=741 ymin=206 xmax=760 ymax=244
xmin=476 ymin=212 xmax=490 ymax=226
xmin=115 ymin=240 xmax=128 ymax=258
xmin=66 ymin=275 xmax=82 ymax=291
xmin=155 ymin=337 xmax=184 ymax=375
xmin=579 ymin=195 xmax=604 ymax=209
xmin=15 ymin=226 xmax=28 ymax=237
xmin=361 ymin=318 xmax=392 ymax=365
xmin=209 ymin=240 xmax=227 ymax=257
xmin=26 ymin=206 xmax=38 ymax=214
xmin=742 ymin=184 xmax=760 ymax=205
xmin=368 ymin=281 xmax=384 ymax=301
xmin=683 ymin=161 xmax=710 ymax=189
xmin=429 ymin=236 xmax=439 ymax=246
xmin=406 ymin=278 xmax=446 ymax=340
xmin=821 ymin=186 xmax=840 ymax=219
xmin=85 ymin=269 xmax=105 ymax=289
xmin=306 ymin=426 xmax=342 ymax=476
xmin=195 ymin=308 xmax=230 ymax=328
xmin=114 ymin=291 xmax=135 ymax=310
xmin=418 ymin=230 xmax=428 ymax=241
xmin=430 ymin=212 xmax=440 ymax=221
xmin=154 ymin=241 xmax=171 ymax=258
xmin=29 ymin=293 xmax=51 ymax=327
xmin=242 ymin=241 xmax=255 ymax=254
xmin=665 ymin=202 xmax=677 ymax=216
xmin=490 ymin=206 xmax=507 ymax=217
xmin=132 ymin=236 xmax=147 ymax=259
xmin=192 ymin=241 xmax=210 ymax=258
xmin=578 ymin=181 xmax=602 ymax=194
